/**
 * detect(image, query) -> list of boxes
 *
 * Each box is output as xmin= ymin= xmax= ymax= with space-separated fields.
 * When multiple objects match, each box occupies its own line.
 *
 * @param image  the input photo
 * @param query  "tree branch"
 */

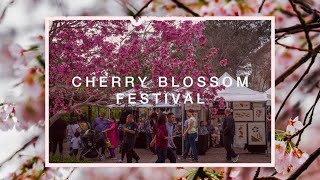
xmin=289 ymin=0 xmax=312 ymax=51
xmin=133 ymin=0 xmax=153 ymax=19
xmin=275 ymin=44 xmax=320 ymax=86
xmin=258 ymin=0 xmax=266 ymax=13
xmin=287 ymin=89 xmax=320 ymax=143
xmin=66 ymin=168 xmax=76 ymax=179
xmin=0 ymin=134 xmax=40 ymax=169
xmin=287 ymin=146 xmax=320 ymax=180
xmin=275 ymin=22 xmax=320 ymax=34
xmin=171 ymin=0 xmax=200 ymax=17
xmin=0 ymin=0 xmax=14 ymax=24
xmin=253 ymin=167 xmax=261 ymax=180
xmin=276 ymin=42 xmax=310 ymax=52
xmin=276 ymin=54 xmax=316 ymax=120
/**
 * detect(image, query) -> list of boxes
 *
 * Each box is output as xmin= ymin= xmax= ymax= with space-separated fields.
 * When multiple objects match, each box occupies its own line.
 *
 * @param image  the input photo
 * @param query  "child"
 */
xmin=71 ymin=131 xmax=81 ymax=157
xmin=199 ymin=121 xmax=209 ymax=135
xmin=212 ymin=126 xmax=221 ymax=147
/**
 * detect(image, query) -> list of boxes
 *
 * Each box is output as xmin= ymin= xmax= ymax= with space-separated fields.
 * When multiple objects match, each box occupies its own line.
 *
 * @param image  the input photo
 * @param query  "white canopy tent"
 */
xmin=216 ymin=72 xmax=267 ymax=102
xmin=265 ymin=88 xmax=271 ymax=106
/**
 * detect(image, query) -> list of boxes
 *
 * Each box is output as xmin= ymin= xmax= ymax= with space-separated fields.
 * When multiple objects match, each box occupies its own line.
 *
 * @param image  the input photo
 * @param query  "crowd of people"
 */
xmin=49 ymin=108 xmax=240 ymax=163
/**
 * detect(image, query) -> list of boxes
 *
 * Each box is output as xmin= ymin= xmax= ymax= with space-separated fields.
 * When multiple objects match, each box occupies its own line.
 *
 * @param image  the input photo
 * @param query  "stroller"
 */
xmin=79 ymin=129 xmax=106 ymax=161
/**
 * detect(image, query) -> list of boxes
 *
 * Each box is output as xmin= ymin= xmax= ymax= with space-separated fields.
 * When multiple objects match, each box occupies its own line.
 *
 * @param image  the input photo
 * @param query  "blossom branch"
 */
xmin=287 ymin=89 xmax=320 ymax=144
xmin=287 ymin=146 xmax=320 ymax=179
xmin=0 ymin=134 xmax=40 ymax=169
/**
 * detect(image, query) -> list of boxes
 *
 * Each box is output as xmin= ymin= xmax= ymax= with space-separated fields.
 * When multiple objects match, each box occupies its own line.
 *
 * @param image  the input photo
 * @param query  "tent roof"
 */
xmin=265 ymin=88 xmax=271 ymax=95
xmin=216 ymin=72 xmax=267 ymax=102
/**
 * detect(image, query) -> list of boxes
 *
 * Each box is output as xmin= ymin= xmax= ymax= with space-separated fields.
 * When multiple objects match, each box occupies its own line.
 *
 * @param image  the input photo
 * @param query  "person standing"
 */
xmin=92 ymin=112 xmax=109 ymax=157
xmin=149 ymin=112 xmax=158 ymax=154
xmin=50 ymin=118 xmax=67 ymax=156
xmin=70 ymin=131 xmax=82 ymax=157
xmin=66 ymin=119 xmax=81 ymax=156
xmin=206 ymin=119 xmax=214 ymax=147
xmin=222 ymin=108 xmax=239 ymax=163
xmin=103 ymin=116 xmax=118 ymax=160
xmin=166 ymin=112 xmax=177 ymax=163
xmin=122 ymin=114 xmax=140 ymax=163
xmin=182 ymin=109 xmax=198 ymax=162
xmin=154 ymin=114 xmax=168 ymax=163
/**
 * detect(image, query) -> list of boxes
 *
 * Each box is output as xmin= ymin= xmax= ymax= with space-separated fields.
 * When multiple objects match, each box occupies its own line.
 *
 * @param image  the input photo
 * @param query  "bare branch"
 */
xmin=276 ymin=42 xmax=310 ymax=52
xmin=289 ymin=0 xmax=313 ymax=50
xmin=276 ymin=22 xmax=320 ymax=34
xmin=66 ymin=168 xmax=76 ymax=179
xmin=275 ymin=44 xmax=320 ymax=86
xmin=133 ymin=0 xmax=153 ymax=19
xmin=0 ymin=134 xmax=40 ymax=169
xmin=276 ymin=55 xmax=317 ymax=120
xmin=258 ymin=0 xmax=266 ymax=13
xmin=171 ymin=0 xmax=200 ymax=17
xmin=0 ymin=0 xmax=14 ymax=24
xmin=253 ymin=167 xmax=261 ymax=180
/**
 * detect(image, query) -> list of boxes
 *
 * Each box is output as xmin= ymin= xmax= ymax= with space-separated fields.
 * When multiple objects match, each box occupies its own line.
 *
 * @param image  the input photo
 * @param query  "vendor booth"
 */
xmin=213 ymin=73 xmax=269 ymax=153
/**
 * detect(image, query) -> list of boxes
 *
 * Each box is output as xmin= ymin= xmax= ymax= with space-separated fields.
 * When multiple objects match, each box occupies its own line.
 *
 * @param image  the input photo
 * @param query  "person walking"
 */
xmin=182 ymin=109 xmax=198 ymax=162
xmin=103 ymin=116 xmax=118 ymax=160
xmin=166 ymin=112 xmax=177 ymax=163
xmin=121 ymin=114 xmax=140 ymax=163
xmin=222 ymin=108 xmax=239 ymax=163
xmin=92 ymin=112 xmax=109 ymax=157
xmin=154 ymin=114 xmax=168 ymax=163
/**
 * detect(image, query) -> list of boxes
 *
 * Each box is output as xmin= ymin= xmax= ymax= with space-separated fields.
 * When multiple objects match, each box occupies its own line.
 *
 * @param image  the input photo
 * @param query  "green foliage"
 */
xmin=111 ymin=108 xmax=122 ymax=120
xmin=185 ymin=168 xmax=223 ymax=180
xmin=36 ymin=55 xmax=45 ymax=68
xmin=49 ymin=155 xmax=90 ymax=163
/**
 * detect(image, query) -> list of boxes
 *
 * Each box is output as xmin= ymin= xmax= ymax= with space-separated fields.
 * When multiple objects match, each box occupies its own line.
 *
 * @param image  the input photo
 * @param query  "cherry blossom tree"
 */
xmin=49 ymin=19 xmax=227 ymax=126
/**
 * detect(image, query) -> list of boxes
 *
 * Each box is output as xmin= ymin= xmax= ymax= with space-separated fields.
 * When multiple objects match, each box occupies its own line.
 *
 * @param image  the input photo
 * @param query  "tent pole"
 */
xmin=181 ymin=104 xmax=185 ymax=156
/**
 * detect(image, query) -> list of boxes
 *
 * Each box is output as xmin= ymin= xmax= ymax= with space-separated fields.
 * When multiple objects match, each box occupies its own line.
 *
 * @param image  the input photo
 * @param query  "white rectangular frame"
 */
xmin=233 ymin=102 xmax=251 ymax=109
xmin=45 ymin=16 xmax=275 ymax=168
xmin=234 ymin=122 xmax=248 ymax=147
xmin=233 ymin=109 xmax=254 ymax=121
xmin=248 ymin=122 xmax=267 ymax=145
xmin=254 ymin=107 xmax=266 ymax=121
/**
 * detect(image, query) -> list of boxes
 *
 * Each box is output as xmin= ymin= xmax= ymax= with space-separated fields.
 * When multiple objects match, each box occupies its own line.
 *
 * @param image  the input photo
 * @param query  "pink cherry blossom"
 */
xmin=286 ymin=117 xmax=303 ymax=135
xmin=219 ymin=58 xmax=228 ymax=67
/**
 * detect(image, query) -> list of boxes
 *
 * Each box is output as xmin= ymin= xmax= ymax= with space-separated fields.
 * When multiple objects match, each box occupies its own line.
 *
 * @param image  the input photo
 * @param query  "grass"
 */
xmin=49 ymin=155 xmax=90 ymax=163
